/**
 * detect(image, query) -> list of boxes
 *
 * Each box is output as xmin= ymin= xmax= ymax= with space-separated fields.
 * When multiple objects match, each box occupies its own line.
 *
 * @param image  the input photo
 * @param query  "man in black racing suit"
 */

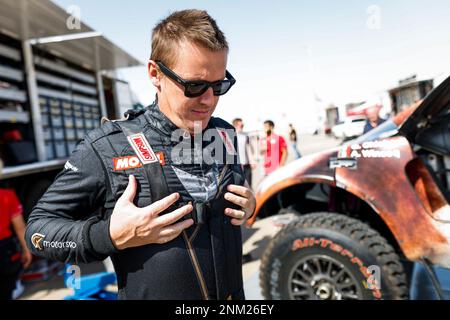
xmin=25 ymin=9 xmax=256 ymax=300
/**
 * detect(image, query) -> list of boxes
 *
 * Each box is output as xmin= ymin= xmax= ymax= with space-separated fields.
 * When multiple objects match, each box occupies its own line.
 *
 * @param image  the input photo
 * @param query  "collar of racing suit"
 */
xmin=142 ymin=101 xmax=178 ymax=137
xmin=141 ymin=101 xmax=215 ymax=139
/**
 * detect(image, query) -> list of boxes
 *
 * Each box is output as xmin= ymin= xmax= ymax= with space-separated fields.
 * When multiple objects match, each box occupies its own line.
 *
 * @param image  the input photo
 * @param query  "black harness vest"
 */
xmin=84 ymin=105 xmax=245 ymax=300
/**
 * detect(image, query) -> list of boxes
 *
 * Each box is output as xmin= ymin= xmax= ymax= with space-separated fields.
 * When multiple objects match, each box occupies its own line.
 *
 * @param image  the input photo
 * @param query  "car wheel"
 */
xmin=259 ymin=212 xmax=409 ymax=300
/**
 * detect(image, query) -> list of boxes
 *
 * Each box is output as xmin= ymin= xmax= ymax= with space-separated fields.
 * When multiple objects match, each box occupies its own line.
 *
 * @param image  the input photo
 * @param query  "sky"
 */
xmin=53 ymin=0 xmax=450 ymax=134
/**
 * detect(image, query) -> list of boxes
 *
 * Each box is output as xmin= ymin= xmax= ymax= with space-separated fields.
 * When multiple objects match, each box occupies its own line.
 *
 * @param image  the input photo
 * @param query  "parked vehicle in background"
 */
xmin=250 ymin=75 xmax=450 ymax=300
xmin=331 ymin=116 xmax=366 ymax=140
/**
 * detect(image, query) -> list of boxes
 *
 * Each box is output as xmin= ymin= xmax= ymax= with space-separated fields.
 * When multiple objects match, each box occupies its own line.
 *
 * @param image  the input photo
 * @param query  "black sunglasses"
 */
xmin=156 ymin=60 xmax=236 ymax=98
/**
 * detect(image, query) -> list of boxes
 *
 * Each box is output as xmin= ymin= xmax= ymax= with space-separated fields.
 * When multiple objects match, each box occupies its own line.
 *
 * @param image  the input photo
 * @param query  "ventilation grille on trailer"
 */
xmin=33 ymin=46 xmax=101 ymax=160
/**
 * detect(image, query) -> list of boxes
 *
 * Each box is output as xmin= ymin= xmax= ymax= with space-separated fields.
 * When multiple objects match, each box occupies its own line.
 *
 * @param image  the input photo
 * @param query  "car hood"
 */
xmin=399 ymin=75 xmax=450 ymax=142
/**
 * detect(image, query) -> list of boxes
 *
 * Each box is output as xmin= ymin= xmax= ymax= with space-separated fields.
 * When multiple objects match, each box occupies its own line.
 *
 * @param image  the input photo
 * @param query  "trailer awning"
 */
xmin=0 ymin=0 xmax=143 ymax=71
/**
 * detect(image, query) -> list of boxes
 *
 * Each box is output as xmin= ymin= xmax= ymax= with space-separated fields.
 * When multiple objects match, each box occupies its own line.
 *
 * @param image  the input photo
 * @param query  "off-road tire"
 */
xmin=260 ymin=212 xmax=409 ymax=300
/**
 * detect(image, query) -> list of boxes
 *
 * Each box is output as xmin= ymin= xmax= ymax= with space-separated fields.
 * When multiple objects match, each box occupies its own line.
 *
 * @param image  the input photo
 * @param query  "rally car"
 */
xmin=250 ymin=75 xmax=450 ymax=300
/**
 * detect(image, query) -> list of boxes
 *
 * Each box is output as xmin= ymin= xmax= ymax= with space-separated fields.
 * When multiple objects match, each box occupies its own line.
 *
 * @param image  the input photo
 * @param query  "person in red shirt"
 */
xmin=0 ymin=161 xmax=32 ymax=299
xmin=260 ymin=120 xmax=288 ymax=175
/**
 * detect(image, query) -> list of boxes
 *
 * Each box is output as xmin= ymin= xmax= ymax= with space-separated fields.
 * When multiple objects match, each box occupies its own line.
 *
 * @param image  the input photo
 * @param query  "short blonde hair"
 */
xmin=150 ymin=9 xmax=228 ymax=68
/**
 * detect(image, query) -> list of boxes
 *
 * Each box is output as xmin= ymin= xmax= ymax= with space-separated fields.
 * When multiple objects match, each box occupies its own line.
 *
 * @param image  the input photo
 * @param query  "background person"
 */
xmin=288 ymin=123 xmax=301 ymax=159
xmin=260 ymin=120 xmax=288 ymax=175
xmin=0 ymin=159 xmax=32 ymax=300
xmin=232 ymin=118 xmax=256 ymax=188
xmin=363 ymin=107 xmax=386 ymax=134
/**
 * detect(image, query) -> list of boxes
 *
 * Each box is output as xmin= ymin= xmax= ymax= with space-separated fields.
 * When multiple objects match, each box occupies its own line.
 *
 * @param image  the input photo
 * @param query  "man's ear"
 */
xmin=148 ymin=60 xmax=161 ymax=88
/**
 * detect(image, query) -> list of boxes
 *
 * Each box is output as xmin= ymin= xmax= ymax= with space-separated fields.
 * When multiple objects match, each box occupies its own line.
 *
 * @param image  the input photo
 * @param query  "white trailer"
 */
xmin=0 ymin=0 xmax=142 ymax=219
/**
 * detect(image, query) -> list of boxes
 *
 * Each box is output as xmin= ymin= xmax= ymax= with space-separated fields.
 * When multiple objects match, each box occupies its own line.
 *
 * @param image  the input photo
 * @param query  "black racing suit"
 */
xmin=25 ymin=102 xmax=246 ymax=300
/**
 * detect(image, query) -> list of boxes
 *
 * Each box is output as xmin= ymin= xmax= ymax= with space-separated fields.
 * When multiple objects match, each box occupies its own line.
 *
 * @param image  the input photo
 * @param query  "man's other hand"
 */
xmin=224 ymin=185 xmax=256 ymax=226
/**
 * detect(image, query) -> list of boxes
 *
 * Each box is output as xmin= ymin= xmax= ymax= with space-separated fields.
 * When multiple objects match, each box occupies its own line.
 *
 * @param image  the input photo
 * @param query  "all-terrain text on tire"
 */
xmin=260 ymin=213 xmax=409 ymax=300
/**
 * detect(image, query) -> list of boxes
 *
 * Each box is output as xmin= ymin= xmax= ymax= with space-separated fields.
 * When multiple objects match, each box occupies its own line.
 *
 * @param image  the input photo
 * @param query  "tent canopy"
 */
xmin=0 ymin=0 xmax=143 ymax=71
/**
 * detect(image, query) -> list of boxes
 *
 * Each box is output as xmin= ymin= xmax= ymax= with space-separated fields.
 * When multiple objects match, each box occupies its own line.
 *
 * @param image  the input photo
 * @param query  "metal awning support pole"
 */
xmin=111 ymin=71 xmax=121 ymax=119
xmin=96 ymin=71 xmax=107 ymax=118
xmin=23 ymin=39 xmax=46 ymax=161
xmin=94 ymin=40 xmax=107 ymax=118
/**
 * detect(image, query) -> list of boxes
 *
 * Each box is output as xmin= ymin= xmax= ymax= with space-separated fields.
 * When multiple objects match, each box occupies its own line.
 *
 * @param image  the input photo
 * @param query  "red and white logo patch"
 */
xmin=113 ymin=152 xmax=165 ymax=171
xmin=113 ymin=156 xmax=142 ymax=171
xmin=217 ymin=128 xmax=236 ymax=155
xmin=127 ymin=133 xmax=158 ymax=165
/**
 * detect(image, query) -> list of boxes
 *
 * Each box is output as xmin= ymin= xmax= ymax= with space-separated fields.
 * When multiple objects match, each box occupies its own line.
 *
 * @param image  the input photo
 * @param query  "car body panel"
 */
xmin=249 ymin=149 xmax=337 ymax=226
xmin=336 ymin=136 xmax=450 ymax=266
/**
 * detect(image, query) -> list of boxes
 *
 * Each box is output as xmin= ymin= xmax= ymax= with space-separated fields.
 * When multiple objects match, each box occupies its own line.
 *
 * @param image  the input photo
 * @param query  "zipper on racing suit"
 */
xmin=182 ymin=164 xmax=230 ymax=300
